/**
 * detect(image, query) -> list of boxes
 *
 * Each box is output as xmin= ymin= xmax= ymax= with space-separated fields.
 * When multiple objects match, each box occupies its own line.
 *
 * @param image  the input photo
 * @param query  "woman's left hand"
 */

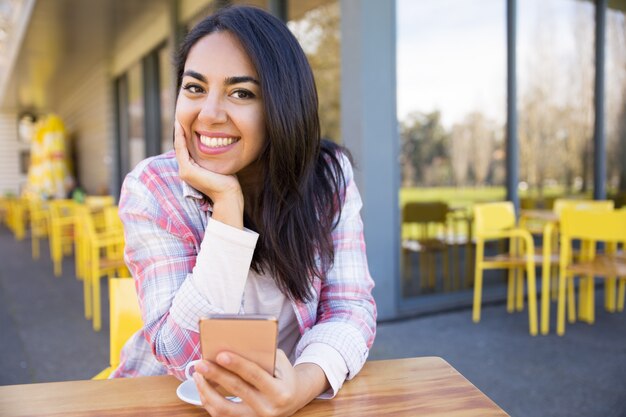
xmin=192 ymin=349 xmax=328 ymax=417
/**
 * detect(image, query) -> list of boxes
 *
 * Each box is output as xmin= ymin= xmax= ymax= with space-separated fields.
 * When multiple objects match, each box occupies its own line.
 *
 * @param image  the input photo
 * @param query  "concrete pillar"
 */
xmin=341 ymin=0 xmax=399 ymax=320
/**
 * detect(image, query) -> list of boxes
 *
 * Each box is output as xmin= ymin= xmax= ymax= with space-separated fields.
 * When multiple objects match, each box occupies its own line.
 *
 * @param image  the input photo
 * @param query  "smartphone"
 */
xmin=198 ymin=314 xmax=278 ymax=376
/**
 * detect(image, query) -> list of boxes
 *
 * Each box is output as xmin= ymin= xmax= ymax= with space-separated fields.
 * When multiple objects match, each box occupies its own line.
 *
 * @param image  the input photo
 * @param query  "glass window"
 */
xmin=127 ymin=62 xmax=145 ymax=170
xmin=518 ymin=0 xmax=594 ymax=205
xmin=159 ymin=44 xmax=175 ymax=154
xmin=397 ymin=0 xmax=506 ymax=302
xmin=287 ymin=0 xmax=341 ymax=142
xmin=606 ymin=6 xmax=626 ymax=206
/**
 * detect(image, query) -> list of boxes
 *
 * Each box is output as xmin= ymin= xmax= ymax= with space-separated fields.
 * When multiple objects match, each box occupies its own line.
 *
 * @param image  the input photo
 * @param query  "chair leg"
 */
xmin=92 ymin=250 xmax=102 ymax=332
xmin=567 ymin=277 xmax=576 ymax=324
xmin=516 ymin=267 xmax=524 ymax=312
xmin=557 ymin=270 xmax=568 ymax=336
xmin=605 ymin=277 xmax=616 ymax=313
xmin=541 ymin=262 xmax=551 ymax=335
xmin=472 ymin=242 xmax=484 ymax=323
xmin=586 ymin=276 xmax=595 ymax=325
xmin=551 ymin=267 xmax=558 ymax=301
xmin=443 ymin=249 xmax=450 ymax=292
xmin=428 ymin=253 xmax=436 ymax=290
xmin=526 ymin=258 xmax=538 ymax=336
xmin=465 ymin=241 xmax=474 ymax=288
xmin=618 ymin=279 xmax=625 ymax=312
xmin=419 ymin=251 xmax=427 ymax=290
xmin=84 ymin=266 xmax=92 ymax=320
xmin=506 ymin=268 xmax=515 ymax=313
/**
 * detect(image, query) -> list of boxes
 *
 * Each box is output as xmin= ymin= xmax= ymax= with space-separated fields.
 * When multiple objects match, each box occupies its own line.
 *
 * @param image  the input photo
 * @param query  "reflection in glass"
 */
xmin=160 ymin=45 xmax=175 ymax=154
xmin=397 ymin=0 xmax=505 ymax=301
xmin=606 ymin=7 xmax=626 ymax=206
xmin=518 ymin=0 xmax=594 ymax=204
xmin=288 ymin=0 xmax=341 ymax=142
xmin=127 ymin=63 xmax=145 ymax=171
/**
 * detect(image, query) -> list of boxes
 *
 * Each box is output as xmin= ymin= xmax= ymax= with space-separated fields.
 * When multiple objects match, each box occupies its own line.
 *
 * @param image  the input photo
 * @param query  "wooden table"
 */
xmin=0 ymin=357 xmax=508 ymax=416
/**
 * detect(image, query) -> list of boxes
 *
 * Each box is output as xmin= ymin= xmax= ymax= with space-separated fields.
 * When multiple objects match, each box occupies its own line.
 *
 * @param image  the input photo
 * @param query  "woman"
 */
xmin=112 ymin=5 xmax=376 ymax=416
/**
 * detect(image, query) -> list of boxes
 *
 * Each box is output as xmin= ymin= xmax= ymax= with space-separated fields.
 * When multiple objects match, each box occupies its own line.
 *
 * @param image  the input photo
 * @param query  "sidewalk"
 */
xmin=1 ymin=225 xmax=625 ymax=417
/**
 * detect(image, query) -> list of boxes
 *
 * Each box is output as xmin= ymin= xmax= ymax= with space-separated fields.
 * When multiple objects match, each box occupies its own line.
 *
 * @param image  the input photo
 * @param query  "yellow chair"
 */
xmin=75 ymin=196 xmax=115 ymax=281
xmin=48 ymin=200 xmax=77 ymax=276
xmin=553 ymin=199 xmax=614 ymax=217
xmin=473 ymin=201 xmax=538 ymax=335
xmin=0 ymin=196 xmax=8 ymax=225
xmin=93 ymin=277 xmax=143 ymax=379
xmin=556 ymin=209 xmax=626 ymax=336
xmin=76 ymin=205 xmax=128 ymax=331
xmin=402 ymin=202 xmax=451 ymax=292
xmin=85 ymin=195 xmax=116 ymax=230
xmin=7 ymin=197 xmax=29 ymax=241
xmin=553 ymin=199 xmax=615 ymax=309
xmin=103 ymin=205 xmax=124 ymax=234
xmin=28 ymin=198 xmax=49 ymax=260
xmin=521 ymin=199 xmax=614 ymax=334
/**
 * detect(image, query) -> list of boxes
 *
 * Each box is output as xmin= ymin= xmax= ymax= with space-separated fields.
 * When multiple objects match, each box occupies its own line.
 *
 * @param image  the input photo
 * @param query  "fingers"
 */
xmin=173 ymin=120 xmax=190 ymax=163
xmin=193 ymin=371 xmax=249 ymax=417
xmin=195 ymin=359 xmax=268 ymax=414
xmin=215 ymin=352 xmax=275 ymax=393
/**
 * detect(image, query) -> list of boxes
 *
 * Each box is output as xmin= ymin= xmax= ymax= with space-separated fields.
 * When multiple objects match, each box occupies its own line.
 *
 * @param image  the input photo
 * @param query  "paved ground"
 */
xmin=1 ymin=225 xmax=625 ymax=417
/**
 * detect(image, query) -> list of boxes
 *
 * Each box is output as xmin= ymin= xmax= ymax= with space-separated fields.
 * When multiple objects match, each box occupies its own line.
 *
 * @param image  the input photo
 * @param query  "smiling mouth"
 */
xmin=199 ymin=135 xmax=240 ymax=148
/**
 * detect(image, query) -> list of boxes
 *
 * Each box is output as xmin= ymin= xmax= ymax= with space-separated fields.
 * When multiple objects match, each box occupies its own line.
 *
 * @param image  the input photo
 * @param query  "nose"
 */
xmin=198 ymin=93 xmax=227 ymax=124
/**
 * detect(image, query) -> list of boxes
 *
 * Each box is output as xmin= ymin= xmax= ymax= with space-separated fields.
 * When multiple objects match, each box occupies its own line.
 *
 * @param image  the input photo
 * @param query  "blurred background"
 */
xmin=0 ymin=0 xmax=625 ymax=345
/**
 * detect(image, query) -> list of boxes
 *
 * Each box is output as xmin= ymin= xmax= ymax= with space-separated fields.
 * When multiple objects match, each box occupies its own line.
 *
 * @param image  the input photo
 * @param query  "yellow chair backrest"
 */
xmin=84 ymin=195 xmax=115 ymax=210
xmin=104 ymin=205 xmax=124 ymax=233
xmin=553 ymin=199 xmax=614 ymax=217
xmin=109 ymin=277 xmax=143 ymax=367
xmin=560 ymin=209 xmax=626 ymax=243
xmin=75 ymin=205 xmax=97 ymax=239
xmin=402 ymin=202 xmax=449 ymax=241
xmin=49 ymin=199 xmax=77 ymax=221
xmin=473 ymin=202 xmax=516 ymax=236
xmin=403 ymin=202 xmax=448 ymax=223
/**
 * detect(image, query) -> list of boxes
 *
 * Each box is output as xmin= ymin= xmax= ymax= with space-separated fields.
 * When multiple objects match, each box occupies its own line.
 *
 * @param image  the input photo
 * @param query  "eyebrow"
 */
xmin=182 ymin=70 xmax=259 ymax=86
xmin=225 ymin=75 xmax=260 ymax=86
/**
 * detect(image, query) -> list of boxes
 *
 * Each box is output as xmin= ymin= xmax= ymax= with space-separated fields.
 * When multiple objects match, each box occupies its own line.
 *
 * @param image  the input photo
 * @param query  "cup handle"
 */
xmin=185 ymin=359 xmax=200 ymax=380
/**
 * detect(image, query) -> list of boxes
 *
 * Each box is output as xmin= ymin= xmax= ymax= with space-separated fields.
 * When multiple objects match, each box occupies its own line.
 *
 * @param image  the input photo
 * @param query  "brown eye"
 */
xmin=231 ymin=89 xmax=255 ymax=99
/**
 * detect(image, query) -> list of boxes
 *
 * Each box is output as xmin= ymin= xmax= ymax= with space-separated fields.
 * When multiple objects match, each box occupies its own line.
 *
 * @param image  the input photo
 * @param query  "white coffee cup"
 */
xmin=185 ymin=359 xmax=201 ymax=381
xmin=183 ymin=359 xmax=242 ymax=403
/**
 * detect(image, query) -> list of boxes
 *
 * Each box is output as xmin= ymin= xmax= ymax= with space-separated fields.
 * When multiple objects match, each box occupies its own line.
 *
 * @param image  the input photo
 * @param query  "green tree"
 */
xmin=400 ymin=111 xmax=451 ymax=187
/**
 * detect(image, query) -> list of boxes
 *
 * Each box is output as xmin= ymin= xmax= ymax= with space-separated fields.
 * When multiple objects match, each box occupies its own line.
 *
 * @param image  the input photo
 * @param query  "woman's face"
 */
xmin=176 ymin=31 xmax=266 ymax=176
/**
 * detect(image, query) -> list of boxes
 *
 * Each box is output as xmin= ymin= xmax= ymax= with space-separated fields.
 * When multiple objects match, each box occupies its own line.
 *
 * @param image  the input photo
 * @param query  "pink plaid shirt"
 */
xmin=110 ymin=150 xmax=376 ymax=383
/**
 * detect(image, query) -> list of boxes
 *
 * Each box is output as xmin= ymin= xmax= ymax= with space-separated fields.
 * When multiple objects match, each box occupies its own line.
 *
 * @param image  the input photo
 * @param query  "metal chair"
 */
xmin=28 ymin=198 xmax=49 ymax=260
xmin=556 ymin=209 xmax=626 ymax=336
xmin=473 ymin=201 xmax=538 ymax=336
xmin=92 ymin=277 xmax=142 ymax=379
xmin=48 ymin=199 xmax=77 ymax=276
xmin=76 ymin=205 xmax=127 ymax=331
xmin=402 ymin=202 xmax=451 ymax=292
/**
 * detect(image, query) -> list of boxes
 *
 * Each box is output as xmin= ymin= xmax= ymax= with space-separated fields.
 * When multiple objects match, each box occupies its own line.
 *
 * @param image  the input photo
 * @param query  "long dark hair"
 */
xmin=176 ymin=6 xmax=348 ymax=302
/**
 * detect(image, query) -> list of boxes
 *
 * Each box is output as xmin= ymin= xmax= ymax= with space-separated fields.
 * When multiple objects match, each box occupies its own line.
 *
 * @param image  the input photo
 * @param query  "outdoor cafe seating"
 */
xmin=92 ymin=276 xmax=142 ymax=380
xmin=472 ymin=201 xmax=538 ymax=336
xmin=519 ymin=198 xmax=615 ymax=334
xmin=402 ymin=201 xmax=473 ymax=295
xmin=556 ymin=208 xmax=626 ymax=336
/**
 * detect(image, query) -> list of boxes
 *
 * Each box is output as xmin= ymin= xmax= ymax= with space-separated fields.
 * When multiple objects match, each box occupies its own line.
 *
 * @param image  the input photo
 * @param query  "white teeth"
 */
xmin=199 ymin=135 xmax=238 ymax=148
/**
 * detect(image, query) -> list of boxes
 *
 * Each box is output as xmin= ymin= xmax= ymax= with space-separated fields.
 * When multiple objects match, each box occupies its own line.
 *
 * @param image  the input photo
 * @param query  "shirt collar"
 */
xmin=182 ymin=181 xmax=213 ymax=212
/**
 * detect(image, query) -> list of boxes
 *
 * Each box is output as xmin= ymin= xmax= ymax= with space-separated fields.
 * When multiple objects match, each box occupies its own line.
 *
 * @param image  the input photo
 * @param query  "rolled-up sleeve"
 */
xmin=120 ymin=166 xmax=257 ymax=380
xmin=294 ymin=154 xmax=377 ymax=393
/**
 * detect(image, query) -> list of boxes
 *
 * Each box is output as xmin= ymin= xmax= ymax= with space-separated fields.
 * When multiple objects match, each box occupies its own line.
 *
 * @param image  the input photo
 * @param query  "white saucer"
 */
xmin=176 ymin=379 xmax=242 ymax=406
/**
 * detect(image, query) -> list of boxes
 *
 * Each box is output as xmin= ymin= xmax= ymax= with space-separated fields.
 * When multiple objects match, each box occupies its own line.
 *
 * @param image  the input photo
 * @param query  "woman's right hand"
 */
xmin=174 ymin=121 xmax=245 ymax=229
